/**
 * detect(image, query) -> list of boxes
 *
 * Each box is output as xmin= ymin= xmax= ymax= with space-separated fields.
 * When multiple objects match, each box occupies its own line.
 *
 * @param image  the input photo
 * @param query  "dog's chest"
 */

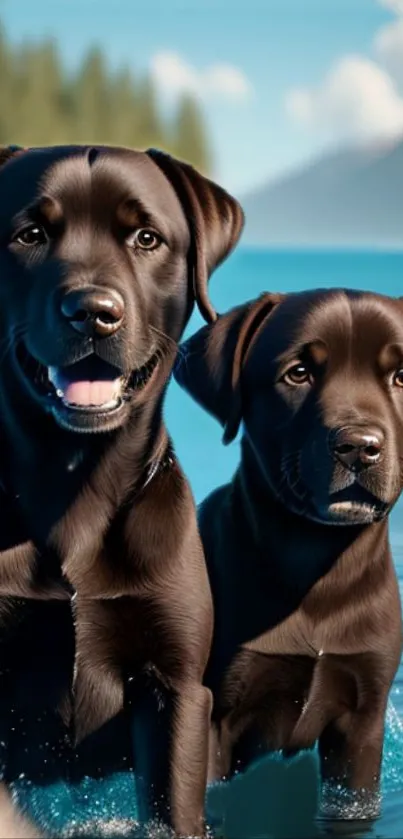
xmin=0 ymin=492 xmax=137 ymax=600
xmin=216 ymin=646 xmax=370 ymax=751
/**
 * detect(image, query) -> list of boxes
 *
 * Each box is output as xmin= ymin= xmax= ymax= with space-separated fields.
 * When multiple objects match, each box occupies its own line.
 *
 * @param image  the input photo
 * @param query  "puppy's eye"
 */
xmin=13 ymin=224 xmax=48 ymax=247
xmin=393 ymin=369 xmax=403 ymax=388
xmin=126 ymin=229 xmax=162 ymax=251
xmin=282 ymin=363 xmax=312 ymax=386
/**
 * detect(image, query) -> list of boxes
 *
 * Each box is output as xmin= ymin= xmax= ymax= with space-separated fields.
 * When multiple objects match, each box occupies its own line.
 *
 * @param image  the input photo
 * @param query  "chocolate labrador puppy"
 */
xmin=174 ymin=289 xmax=403 ymax=819
xmin=0 ymin=144 xmax=243 ymax=837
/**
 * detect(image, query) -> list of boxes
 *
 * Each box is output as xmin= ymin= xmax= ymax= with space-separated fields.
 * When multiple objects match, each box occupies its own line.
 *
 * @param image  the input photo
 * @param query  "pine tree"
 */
xmin=10 ymin=40 xmax=68 ymax=146
xmin=0 ymin=25 xmax=12 ymax=143
xmin=173 ymin=94 xmax=212 ymax=174
xmin=134 ymin=74 xmax=166 ymax=151
xmin=69 ymin=47 xmax=112 ymax=144
xmin=109 ymin=67 xmax=140 ymax=149
xmin=0 ymin=18 xmax=213 ymax=173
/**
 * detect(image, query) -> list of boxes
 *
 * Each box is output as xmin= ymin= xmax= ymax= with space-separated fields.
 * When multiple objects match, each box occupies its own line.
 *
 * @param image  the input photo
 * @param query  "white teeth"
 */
xmin=48 ymin=367 xmax=59 ymax=387
xmin=114 ymin=380 xmax=125 ymax=397
xmin=58 ymin=399 xmax=119 ymax=411
xmin=60 ymin=397 xmax=120 ymax=410
xmin=96 ymin=398 xmax=120 ymax=410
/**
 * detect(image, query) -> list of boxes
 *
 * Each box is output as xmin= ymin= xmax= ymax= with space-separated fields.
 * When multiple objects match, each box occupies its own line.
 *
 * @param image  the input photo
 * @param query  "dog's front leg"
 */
xmin=318 ymin=705 xmax=386 ymax=819
xmin=131 ymin=671 xmax=212 ymax=837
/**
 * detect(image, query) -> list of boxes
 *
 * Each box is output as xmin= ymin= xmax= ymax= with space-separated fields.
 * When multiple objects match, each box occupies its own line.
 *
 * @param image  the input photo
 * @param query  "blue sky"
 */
xmin=1 ymin=0 xmax=402 ymax=195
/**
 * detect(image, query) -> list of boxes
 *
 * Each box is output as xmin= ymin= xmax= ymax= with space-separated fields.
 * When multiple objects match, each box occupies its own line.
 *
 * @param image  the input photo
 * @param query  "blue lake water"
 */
xmin=165 ymin=248 xmax=403 ymax=838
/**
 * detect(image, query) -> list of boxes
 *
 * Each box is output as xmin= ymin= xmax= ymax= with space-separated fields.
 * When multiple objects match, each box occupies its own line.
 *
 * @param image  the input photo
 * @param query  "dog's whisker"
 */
xmin=175 ymin=345 xmax=189 ymax=363
xmin=0 ymin=325 xmax=29 ymax=366
xmin=280 ymin=449 xmax=311 ymax=504
xmin=149 ymin=325 xmax=178 ymax=357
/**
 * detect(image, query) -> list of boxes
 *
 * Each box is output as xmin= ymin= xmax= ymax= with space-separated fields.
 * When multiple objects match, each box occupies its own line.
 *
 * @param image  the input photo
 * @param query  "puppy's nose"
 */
xmin=329 ymin=425 xmax=385 ymax=471
xmin=60 ymin=287 xmax=125 ymax=337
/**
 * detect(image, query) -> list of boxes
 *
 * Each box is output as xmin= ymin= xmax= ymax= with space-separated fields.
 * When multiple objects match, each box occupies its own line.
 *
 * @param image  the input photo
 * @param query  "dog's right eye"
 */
xmin=282 ymin=364 xmax=312 ymax=386
xmin=13 ymin=225 xmax=48 ymax=247
xmin=393 ymin=369 xmax=403 ymax=388
xmin=126 ymin=229 xmax=162 ymax=251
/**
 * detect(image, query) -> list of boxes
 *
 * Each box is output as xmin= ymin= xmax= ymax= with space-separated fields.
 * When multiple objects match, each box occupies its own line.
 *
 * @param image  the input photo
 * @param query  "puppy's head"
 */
xmin=175 ymin=289 xmax=403 ymax=525
xmin=0 ymin=145 xmax=243 ymax=434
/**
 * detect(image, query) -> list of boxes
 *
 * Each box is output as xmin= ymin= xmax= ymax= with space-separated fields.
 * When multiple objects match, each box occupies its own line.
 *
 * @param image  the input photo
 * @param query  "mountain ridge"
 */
xmin=240 ymin=136 xmax=403 ymax=247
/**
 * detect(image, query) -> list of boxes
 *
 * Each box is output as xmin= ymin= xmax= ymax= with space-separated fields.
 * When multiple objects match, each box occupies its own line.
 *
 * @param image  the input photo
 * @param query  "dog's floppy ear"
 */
xmin=0 ymin=145 xmax=25 ymax=169
xmin=146 ymin=148 xmax=244 ymax=323
xmin=174 ymin=292 xmax=284 ymax=444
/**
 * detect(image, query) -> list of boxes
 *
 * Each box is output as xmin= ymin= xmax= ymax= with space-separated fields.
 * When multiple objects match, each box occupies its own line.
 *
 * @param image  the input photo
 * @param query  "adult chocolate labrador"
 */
xmin=0 ymin=144 xmax=243 ymax=837
xmin=174 ymin=288 xmax=403 ymax=820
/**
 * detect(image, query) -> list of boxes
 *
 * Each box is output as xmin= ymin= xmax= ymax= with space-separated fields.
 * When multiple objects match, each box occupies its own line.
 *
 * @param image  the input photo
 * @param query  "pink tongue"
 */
xmin=49 ymin=359 xmax=122 ymax=407
xmin=61 ymin=379 xmax=120 ymax=407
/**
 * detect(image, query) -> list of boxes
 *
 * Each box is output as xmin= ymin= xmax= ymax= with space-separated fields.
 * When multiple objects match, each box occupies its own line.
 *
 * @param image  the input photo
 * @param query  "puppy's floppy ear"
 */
xmin=146 ymin=148 xmax=244 ymax=323
xmin=174 ymin=292 xmax=284 ymax=445
xmin=0 ymin=145 xmax=25 ymax=168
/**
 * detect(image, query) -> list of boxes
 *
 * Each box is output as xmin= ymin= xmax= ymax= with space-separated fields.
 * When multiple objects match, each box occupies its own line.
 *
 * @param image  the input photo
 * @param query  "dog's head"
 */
xmin=0 ymin=145 xmax=243 ymax=434
xmin=175 ymin=289 xmax=403 ymax=525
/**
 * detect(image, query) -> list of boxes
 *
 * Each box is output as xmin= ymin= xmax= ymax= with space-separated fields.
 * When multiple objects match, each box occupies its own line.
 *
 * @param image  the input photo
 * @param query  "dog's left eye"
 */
xmin=282 ymin=364 xmax=312 ymax=386
xmin=13 ymin=225 xmax=48 ymax=247
xmin=393 ymin=369 xmax=403 ymax=388
xmin=126 ymin=229 xmax=162 ymax=251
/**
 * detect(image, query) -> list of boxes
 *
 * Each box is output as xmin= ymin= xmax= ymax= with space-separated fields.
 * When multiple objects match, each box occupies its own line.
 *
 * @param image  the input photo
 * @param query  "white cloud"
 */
xmin=378 ymin=0 xmax=403 ymax=15
xmin=150 ymin=51 xmax=253 ymax=103
xmin=204 ymin=64 xmax=252 ymax=100
xmin=151 ymin=53 xmax=197 ymax=97
xmin=285 ymin=54 xmax=403 ymax=142
xmin=374 ymin=18 xmax=403 ymax=82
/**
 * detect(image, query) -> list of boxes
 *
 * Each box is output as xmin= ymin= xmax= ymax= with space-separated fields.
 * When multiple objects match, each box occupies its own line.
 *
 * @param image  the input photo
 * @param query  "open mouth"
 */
xmin=16 ymin=343 xmax=160 ymax=420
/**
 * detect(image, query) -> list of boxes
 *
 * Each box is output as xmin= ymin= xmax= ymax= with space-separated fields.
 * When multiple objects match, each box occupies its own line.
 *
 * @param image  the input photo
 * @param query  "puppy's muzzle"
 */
xmin=329 ymin=425 xmax=385 ymax=473
xmin=60 ymin=286 xmax=125 ymax=338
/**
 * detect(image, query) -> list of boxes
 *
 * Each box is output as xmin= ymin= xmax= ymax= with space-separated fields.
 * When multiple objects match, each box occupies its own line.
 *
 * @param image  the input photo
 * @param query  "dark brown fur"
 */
xmin=174 ymin=289 xmax=403 ymax=820
xmin=0 ymin=144 xmax=243 ymax=836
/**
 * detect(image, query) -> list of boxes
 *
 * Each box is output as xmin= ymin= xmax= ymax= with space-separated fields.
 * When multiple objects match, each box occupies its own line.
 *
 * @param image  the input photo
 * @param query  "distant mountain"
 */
xmin=241 ymin=137 xmax=403 ymax=247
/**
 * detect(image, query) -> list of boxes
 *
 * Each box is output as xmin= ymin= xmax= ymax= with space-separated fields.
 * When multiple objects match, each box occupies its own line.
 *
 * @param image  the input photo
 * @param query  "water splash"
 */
xmin=381 ymin=697 xmax=403 ymax=795
xmin=320 ymin=784 xmax=381 ymax=822
xmin=7 ymin=698 xmax=403 ymax=837
xmin=10 ymin=772 xmax=139 ymax=837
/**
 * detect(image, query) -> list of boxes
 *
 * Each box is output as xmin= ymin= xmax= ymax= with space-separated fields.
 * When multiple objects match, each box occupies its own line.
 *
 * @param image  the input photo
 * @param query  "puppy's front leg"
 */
xmin=131 ymin=673 xmax=212 ymax=837
xmin=318 ymin=706 xmax=386 ymax=819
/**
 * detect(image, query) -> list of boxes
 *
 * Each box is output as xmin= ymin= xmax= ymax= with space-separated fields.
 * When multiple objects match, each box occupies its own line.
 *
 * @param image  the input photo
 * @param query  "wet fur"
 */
xmin=0 ymin=144 xmax=243 ymax=837
xmin=174 ymin=289 xmax=403 ymax=819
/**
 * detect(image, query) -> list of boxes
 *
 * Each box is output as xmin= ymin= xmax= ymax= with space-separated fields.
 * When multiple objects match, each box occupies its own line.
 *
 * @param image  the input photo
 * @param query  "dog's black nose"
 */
xmin=60 ymin=287 xmax=125 ymax=337
xmin=329 ymin=425 xmax=385 ymax=471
